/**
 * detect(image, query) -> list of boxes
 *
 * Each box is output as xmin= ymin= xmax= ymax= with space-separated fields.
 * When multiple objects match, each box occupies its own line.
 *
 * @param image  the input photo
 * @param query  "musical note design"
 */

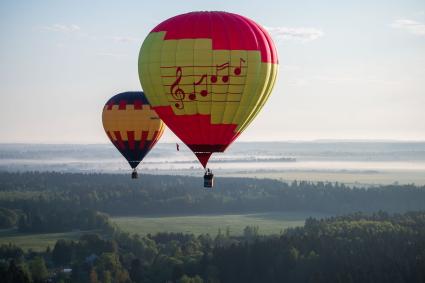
xmin=190 ymin=74 xmax=208 ymax=100
xmin=170 ymin=67 xmax=185 ymax=109
xmin=234 ymin=58 xmax=246 ymax=76
xmin=162 ymin=57 xmax=247 ymax=106
xmin=211 ymin=62 xmax=230 ymax=83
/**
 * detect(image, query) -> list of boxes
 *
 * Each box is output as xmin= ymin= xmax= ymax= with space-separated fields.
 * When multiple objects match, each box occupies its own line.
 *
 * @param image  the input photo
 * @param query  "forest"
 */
xmin=1 ymin=210 xmax=424 ymax=283
xmin=1 ymin=172 xmax=425 ymax=282
xmin=0 ymin=172 xmax=424 ymax=232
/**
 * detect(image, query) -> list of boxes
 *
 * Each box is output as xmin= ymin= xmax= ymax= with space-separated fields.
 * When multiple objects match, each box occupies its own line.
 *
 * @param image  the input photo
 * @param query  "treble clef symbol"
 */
xmin=170 ymin=67 xmax=185 ymax=109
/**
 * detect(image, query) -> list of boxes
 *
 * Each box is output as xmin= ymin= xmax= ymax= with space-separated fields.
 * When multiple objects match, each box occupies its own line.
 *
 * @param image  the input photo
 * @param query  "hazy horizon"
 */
xmin=1 ymin=139 xmax=425 ymax=145
xmin=2 ymin=142 xmax=425 ymax=186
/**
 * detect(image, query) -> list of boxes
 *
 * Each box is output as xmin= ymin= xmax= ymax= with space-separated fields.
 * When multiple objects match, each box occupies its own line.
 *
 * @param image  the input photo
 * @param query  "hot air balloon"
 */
xmin=138 ymin=11 xmax=278 ymax=187
xmin=102 ymin=91 xmax=165 ymax=178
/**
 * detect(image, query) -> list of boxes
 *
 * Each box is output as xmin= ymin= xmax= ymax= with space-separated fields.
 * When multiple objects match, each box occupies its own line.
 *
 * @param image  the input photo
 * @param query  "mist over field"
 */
xmin=2 ymin=141 xmax=425 ymax=186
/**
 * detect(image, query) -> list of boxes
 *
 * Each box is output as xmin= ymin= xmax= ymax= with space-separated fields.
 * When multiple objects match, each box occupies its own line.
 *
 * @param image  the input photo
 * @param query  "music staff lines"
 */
xmin=160 ymin=65 xmax=247 ymax=69
xmin=166 ymin=58 xmax=246 ymax=109
xmin=160 ymin=75 xmax=246 ymax=79
xmin=168 ymin=100 xmax=243 ymax=103
xmin=165 ymin=92 xmax=243 ymax=95
xmin=162 ymin=83 xmax=246 ymax=87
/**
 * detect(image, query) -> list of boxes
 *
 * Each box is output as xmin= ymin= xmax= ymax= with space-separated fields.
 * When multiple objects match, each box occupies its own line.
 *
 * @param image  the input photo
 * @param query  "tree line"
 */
xmin=0 ymin=172 xmax=424 ymax=229
xmin=1 ymin=210 xmax=424 ymax=282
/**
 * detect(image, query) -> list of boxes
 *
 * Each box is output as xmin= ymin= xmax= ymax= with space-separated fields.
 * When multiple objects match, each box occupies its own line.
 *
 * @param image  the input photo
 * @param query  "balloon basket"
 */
xmin=203 ymin=169 xmax=214 ymax=188
xmin=131 ymin=169 xmax=138 ymax=179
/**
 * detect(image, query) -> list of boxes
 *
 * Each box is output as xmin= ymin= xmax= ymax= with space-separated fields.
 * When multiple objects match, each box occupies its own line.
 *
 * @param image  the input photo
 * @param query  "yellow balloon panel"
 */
xmin=139 ymin=33 xmax=277 ymax=131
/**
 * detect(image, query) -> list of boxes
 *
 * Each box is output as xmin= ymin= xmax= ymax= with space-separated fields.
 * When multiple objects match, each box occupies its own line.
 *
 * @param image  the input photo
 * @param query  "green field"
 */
xmin=0 ymin=229 xmax=93 ymax=251
xmin=112 ymin=212 xmax=326 ymax=236
xmin=0 ymin=212 xmax=326 ymax=251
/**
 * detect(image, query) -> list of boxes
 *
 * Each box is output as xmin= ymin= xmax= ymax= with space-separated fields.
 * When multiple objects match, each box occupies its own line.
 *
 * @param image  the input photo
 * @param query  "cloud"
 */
xmin=391 ymin=19 xmax=425 ymax=36
xmin=281 ymin=65 xmax=302 ymax=71
xmin=41 ymin=24 xmax=81 ymax=33
xmin=110 ymin=36 xmax=141 ymax=43
xmin=314 ymin=75 xmax=400 ymax=86
xmin=287 ymin=78 xmax=309 ymax=86
xmin=266 ymin=26 xmax=324 ymax=42
xmin=97 ymin=52 xmax=126 ymax=58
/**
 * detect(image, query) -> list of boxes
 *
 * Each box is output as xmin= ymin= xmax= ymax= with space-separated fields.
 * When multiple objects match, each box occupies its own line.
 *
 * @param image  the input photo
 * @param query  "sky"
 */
xmin=0 ymin=0 xmax=424 ymax=143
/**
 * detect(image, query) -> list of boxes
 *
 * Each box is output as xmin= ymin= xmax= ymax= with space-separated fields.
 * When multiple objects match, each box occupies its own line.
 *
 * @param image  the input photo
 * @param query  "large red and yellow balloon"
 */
xmin=138 ymin=11 xmax=278 ymax=168
xmin=102 ymin=92 xmax=164 ymax=175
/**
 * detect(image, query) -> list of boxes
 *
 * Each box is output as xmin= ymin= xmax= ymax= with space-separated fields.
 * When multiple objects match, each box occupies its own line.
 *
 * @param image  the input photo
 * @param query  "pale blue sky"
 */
xmin=1 ymin=0 xmax=424 ymax=143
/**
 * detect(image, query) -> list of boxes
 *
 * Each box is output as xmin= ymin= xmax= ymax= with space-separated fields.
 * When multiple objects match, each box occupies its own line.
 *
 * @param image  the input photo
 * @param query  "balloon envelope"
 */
xmin=138 ymin=11 xmax=278 ymax=167
xmin=102 ymin=91 xmax=164 ymax=169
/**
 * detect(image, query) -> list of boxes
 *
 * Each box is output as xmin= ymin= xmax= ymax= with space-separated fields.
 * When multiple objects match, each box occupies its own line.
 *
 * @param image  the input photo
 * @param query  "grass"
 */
xmin=112 ymin=211 xmax=327 ymax=236
xmin=0 ymin=229 xmax=93 ymax=251
xmin=0 ymin=212 xmax=328 ymax=251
